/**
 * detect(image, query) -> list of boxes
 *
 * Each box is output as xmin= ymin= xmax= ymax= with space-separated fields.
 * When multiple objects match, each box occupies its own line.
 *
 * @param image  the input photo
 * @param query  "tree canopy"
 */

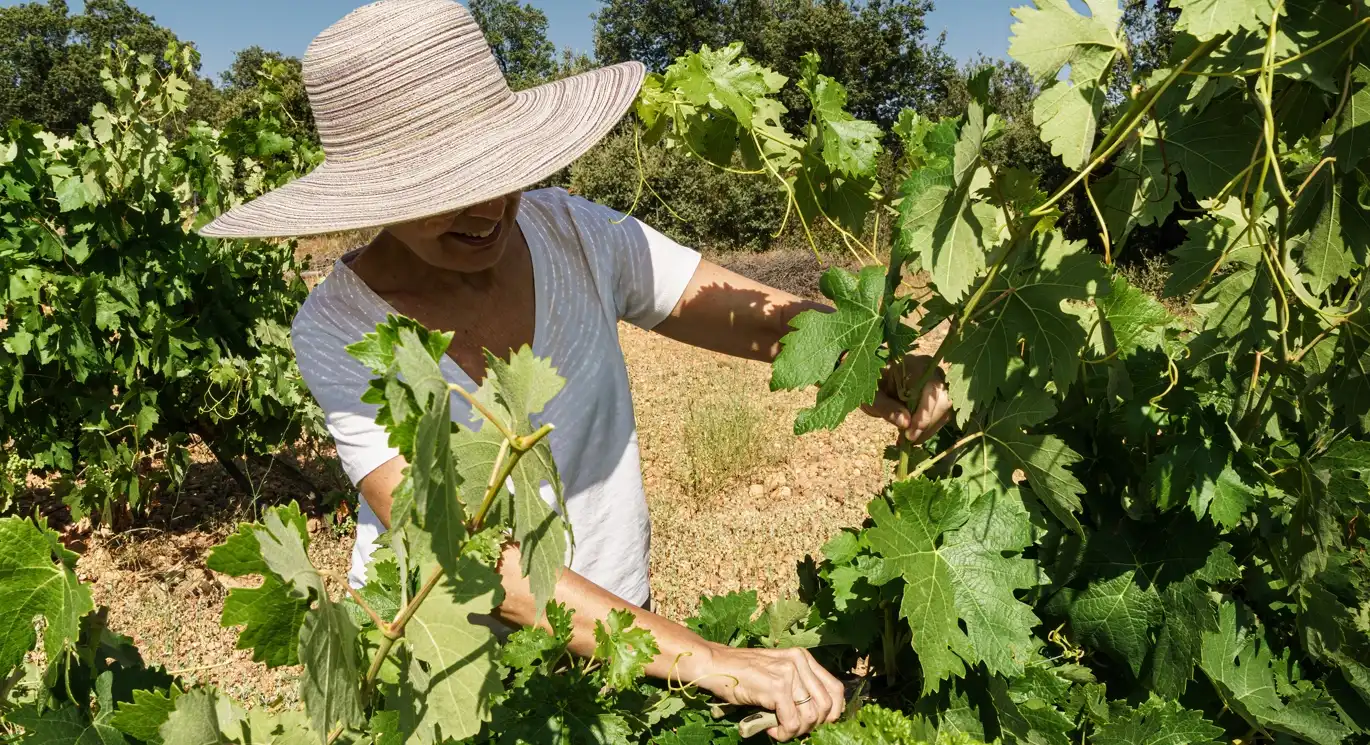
xmin=594 ymin=0 xmax=958 ymax=130
xmin=0 ymin=0 xmax=194 ymax=133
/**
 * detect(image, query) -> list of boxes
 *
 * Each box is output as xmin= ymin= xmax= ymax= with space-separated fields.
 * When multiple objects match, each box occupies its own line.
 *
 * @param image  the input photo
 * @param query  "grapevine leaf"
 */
xmin=1066 ymin=572 xmax=1164 ymax=676
xmin=1156 ymin=95 xmax=1261 ymax=200
xmin=1190 ymin=464 xmax=1258 ymax=531
xmin=251 ymin=509 xmax=365 ymax=737
xmin=593 ymin=609 xmax=661 ymax=691
xmin=1034 ymin=80 xmax=1106 ymax=170
xmin=208 ymin=504 xmax=311 ymax=668
xmin=0 ymin=517 xmax=95 ymax=672
xmin=1150 ymin=580 xmax=1221 ymax=698
xmin=686 ymin=591 xmax=762 ymax=645
xmin=899 ymin=102 xmax=996 ymax=303
xmin=503 ymin=602 xmax=573 ymax=684
xmin=960 ymin=387 xmax=1088 ymax=533
xmin=112 ymin=688 xmax=182 ymax=745
xmin=8 ymin=704 xmax=128 ymax=745
xmin=394 ymin=556 xmax=504 ymax=744
xmin=1200 ymin=603 xmax=1352 ymax=745
xmin=664 ymin=43 xmax=786 ymax=127
xmin=1195 ymin=263 xmax=1278 ymax=359
xmin=947 ymin=232 xmax=1109 ymax=420
xmin=1099 ymin=275 xmax=1177 ymax=358
xmin=1173 ymin=0 xmax=1275 ymax=40
xmin=1333 ymin=65 xmax=1370 ymax=169
xmin=770 ymin=266 xmax=889 ymax=434
xmin=465 ymin=346 xmax=568 ymax=619
xmin=1095 ymin=135 xmax=1180 ymax=251
xmin=1093 ymin=696 xmax=1224 ymax=745
xmin=1009 ymin=0 xmax=1123 ymax=84
xmin=1165 ymin=210 xmax=1263 ymax=298
xmin=494 ymin=674 xmax=633 ymax=745
xmin=809 ymin=704 xmax=926 ymax=745
xmin=865 ymin=479 xmax=1040 ymax=693
xmin=218 ymin=574 xmax=308 ymax=668
xmin=1295 ymin=169 xmax=1360 ymax=295
xmin=1300 ymin=582 xmax=1370 ymax=706
xmin=800 ymin=57 xmax=882 ymax=178
xmin=159 ymin=688 xmax=247 ymax=745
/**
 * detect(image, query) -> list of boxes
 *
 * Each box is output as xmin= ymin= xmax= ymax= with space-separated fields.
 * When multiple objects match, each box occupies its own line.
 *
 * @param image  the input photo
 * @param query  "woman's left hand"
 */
xmin=862 ymin=353 xmax=952 ymax=444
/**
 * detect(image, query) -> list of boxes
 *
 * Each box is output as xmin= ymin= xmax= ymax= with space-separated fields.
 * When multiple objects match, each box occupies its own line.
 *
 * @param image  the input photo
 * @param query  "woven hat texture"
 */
xmin=199 ymin=0 xmax=645 ymax=238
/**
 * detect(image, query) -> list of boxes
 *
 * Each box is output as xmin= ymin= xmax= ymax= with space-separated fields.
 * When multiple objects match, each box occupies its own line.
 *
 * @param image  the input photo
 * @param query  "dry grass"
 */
xmin=678 ymin=384 xmax=774 ymax=499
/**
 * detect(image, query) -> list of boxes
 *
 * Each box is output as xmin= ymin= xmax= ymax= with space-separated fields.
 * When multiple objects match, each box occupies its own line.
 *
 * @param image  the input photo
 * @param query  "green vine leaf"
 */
xmin=1098 ymin=275 xmax=1177 ymax=359
xmin=1009 ymin=0 xmax=1123 ymax=85
xmin=464 ymin=346 xmax=569 ymax=619
xmin=960 ymin=387 xmax=1087 ymax=533
xmin=159 ymin=688 xmax=247 ymax=745
xmin=946 ymin=232 xmax=1109 ymax=422
xmin=1200 ymin=603 xmax=1352 ymax=745
xmin=1067 ymin=573 xmax=1165 ymax=677
xmin=0 ymin=517 xmax=95 ymax=673
xmin=393 ymin=556 xmax=504 ymax=745
xmin=593 ymin=609 xmax=661 ymax=691
xmin=771 ymin=266 xmax=892 ymax=434
xmin=1332 ymin=65 xmax=1368 ymax=169
xmin=865 ymin=479 xmax=1040 ymax=693
xmin=898 ymin=102 xmax=997 ymax=303
xmin=112 ymin=687 xmax=183 ymax=745
xmin=249 ymin=507 xmax=365 ymax=738
xmin=1172 ymin=0 xmax=1277 ymax=41
xmin=1093 ymin=696 xmax=1224 ymax=745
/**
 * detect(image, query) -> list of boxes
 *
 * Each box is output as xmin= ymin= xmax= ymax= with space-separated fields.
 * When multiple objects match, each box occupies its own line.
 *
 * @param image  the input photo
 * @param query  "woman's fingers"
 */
xmin=794 ymin=648 xmax=845 ymax=724
xmin=769 ymin=669 xmax=803 ymax=741
xmin=788 ymin=649 xmax=833 ymax=729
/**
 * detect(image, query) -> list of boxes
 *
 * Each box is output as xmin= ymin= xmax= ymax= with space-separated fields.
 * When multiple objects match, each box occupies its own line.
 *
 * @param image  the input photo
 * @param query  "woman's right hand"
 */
xmin=692 ymin=644 xmax=846 ymax=741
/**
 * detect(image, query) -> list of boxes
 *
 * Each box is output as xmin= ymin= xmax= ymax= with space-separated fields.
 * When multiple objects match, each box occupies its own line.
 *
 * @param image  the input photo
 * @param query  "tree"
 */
xmin=468 ymin=0 xmax=559 ymax=90
xmin=594 ymin=0 xmax=955 ymax=131
xmin=215 ymin=46 xmax=314 ymax=142
xmin=0 ymin=0 xmax=195 ymax=134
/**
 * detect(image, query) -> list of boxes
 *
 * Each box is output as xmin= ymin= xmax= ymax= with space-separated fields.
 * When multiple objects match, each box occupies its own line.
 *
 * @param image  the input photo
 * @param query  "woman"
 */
xmin=201 ymin=0 xmax=951 ymax=739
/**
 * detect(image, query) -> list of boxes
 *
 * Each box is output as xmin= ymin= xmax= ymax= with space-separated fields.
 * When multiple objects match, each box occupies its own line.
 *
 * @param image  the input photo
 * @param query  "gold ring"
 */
xmin=794 ymin=694 xmax=813 ymax=706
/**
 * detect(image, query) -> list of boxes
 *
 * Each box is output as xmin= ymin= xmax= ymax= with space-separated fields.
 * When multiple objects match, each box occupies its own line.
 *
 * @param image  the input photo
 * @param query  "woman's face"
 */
xmin=385 ymin=192 xmax=523 ymax=273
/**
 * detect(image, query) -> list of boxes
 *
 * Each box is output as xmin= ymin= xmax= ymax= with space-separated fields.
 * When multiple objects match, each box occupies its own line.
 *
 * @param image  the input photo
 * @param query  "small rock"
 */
xmin=776 ymin=486 xmax=793 ymax=499
xmin=749 ymin=484 xmax=764 ymax=496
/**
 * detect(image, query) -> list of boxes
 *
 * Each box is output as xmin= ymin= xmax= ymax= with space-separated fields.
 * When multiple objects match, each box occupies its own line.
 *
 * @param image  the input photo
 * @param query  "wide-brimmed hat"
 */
xmin=199 ymin=0 xmax=645 ymax=239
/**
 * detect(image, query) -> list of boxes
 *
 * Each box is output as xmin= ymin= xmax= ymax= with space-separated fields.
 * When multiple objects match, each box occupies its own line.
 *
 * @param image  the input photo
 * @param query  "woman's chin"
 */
xmin=429 ymin=237 xmax=507 ymax=273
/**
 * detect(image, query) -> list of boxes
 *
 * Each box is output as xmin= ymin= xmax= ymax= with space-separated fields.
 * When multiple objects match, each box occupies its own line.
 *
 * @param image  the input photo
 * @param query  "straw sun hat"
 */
xmin=199 ymin=0 xmax=645 ymax=239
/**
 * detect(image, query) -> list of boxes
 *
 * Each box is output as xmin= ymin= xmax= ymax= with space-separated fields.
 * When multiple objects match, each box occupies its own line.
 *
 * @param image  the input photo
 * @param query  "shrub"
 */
xmin=0 ymin=45 xmax=323 ymax=521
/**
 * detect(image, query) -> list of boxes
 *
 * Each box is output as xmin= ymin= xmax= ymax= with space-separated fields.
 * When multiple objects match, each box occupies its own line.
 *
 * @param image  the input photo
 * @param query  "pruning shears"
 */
xmin=731 ymin=677 xmax=868 ymax=739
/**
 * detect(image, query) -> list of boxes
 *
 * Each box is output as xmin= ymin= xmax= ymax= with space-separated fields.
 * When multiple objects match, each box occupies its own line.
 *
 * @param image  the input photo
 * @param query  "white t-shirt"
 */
xmin=291 ymin=188 xmax=702 ymax=603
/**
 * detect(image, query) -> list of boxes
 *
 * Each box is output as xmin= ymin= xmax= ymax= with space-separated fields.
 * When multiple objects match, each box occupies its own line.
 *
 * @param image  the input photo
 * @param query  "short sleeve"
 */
xmin=562 ymin=194 xmax=702 ymax=330
xmin=291 ymin=296 xmax=400 ymax=486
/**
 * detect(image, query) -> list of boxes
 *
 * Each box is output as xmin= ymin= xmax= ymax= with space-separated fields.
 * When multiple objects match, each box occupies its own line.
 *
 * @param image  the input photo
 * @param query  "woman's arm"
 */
xmin=358 ymin=456 xmax=844 ymax=741
xmin=652 ymin=259 xmax=952 ymax=443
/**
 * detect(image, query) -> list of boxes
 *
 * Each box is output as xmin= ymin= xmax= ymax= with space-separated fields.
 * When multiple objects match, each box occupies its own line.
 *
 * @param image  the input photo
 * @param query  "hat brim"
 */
xmin=198 ymin=61 xmax=646 ymax=239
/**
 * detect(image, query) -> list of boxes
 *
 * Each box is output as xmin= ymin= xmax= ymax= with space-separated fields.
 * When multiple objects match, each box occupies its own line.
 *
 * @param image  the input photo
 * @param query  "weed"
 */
xmin=679 ymin=389 xmax=773 ymax=498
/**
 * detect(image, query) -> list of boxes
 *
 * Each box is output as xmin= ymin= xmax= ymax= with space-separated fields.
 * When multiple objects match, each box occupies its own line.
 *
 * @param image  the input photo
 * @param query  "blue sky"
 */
xmin=1 ymin=0 xmax=1035 ymax=83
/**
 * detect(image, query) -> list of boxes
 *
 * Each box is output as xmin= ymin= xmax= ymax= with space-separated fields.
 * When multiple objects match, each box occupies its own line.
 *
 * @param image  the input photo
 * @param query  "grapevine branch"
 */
xmin=360 ymin=409 xmax=555 ymax=696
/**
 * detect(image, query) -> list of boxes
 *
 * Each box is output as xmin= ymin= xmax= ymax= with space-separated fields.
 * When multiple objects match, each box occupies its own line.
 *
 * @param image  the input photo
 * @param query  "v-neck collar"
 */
xmin=332 ymin=209 xmax=548 ymax=393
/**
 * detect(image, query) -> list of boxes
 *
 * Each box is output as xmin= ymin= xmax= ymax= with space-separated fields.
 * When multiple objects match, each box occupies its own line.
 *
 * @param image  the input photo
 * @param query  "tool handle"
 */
xmin=738 ymin=711 xmax=779 ymax=739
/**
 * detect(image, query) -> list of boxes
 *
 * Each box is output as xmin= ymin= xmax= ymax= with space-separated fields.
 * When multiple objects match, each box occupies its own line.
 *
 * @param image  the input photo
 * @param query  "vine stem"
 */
xmin=1030 ymin=35 xmax=1226 ymax=219
xmin=449 ymin=383 xmax=516 ymax=443
xmin=908 ymin=432 xmax=985 ymax=481
xmin=361 ymin=422 xmax=555 ymax=692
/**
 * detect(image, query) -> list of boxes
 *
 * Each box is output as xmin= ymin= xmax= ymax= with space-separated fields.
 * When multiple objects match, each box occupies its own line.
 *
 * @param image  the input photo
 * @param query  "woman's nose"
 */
xmin=464 ymin=196 xmax=507 ymax=221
